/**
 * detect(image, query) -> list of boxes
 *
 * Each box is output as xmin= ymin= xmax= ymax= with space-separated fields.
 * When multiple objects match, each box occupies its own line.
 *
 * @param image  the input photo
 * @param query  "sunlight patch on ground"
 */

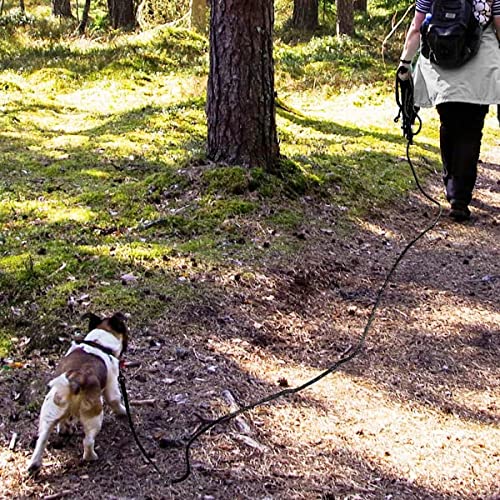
xmin=82 ymin=168 xmax=111 ymax=179
xmin=285 ymin=89 xmax=441 ymax=141
xmin=355 ymin=219 xmax=400 ymax=240
xmin=207 ymin=336 xmax=500 ymax=495
xmin=44 ymin=134 xmax=90 ymax=151
xmin=55 ymin=75 xmax=202 ymax=115
xmin=4 ymin=199 xmax=95 ymax=225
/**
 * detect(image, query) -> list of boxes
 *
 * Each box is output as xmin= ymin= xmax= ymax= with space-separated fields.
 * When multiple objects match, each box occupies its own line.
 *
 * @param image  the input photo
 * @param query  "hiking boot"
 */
xmin=449 ymin=200 xmax=471 ymax=222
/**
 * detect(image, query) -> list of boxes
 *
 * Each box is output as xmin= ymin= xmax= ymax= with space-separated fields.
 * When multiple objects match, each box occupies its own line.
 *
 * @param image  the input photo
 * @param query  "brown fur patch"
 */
xmin=56 ymin=349 xmax=107 ymax=391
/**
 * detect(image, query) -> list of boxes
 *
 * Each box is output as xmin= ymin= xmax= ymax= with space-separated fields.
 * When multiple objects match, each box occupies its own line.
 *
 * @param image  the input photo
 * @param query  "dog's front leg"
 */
xmin=81 ymin=412 xmax=103 ymax=461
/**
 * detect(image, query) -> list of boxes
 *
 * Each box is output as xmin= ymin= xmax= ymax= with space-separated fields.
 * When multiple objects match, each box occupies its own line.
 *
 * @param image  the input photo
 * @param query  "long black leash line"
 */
xmin=119 ymin=372 xmax=163 ymax=474
xmin=121 ymin=82 xmax=443 ymax=484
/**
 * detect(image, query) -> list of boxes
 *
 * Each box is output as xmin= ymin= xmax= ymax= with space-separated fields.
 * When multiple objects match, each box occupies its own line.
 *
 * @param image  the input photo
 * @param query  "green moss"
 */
xmin=0 ymin=329 xmax=12 ymax=358
xmin=202 ymin=166 xmax=250 ymax=195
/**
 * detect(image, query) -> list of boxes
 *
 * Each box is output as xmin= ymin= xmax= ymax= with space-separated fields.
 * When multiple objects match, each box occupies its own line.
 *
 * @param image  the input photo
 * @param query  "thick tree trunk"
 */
xmin=52 ymin=0 xmax=72 ymax=17
xmin=336 ymin=0 xmax=354 ymax=36
xmin=292 ymin=0 xmax=318 ymax=31
xmin=108 ymin=0 xmax=136 ymax=29
xmin=207 ymin=0 xmax=279 ymax=170
xmin=190 ymin=0 xmax=208 ymax=32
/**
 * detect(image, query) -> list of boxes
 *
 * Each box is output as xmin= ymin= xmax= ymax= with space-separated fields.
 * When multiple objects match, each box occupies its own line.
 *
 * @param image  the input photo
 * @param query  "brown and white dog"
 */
xmin=27 ymin=312 xmax=129 ymax=475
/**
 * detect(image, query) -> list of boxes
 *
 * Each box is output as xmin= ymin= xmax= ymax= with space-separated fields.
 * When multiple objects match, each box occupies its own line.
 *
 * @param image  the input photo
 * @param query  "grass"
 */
xmin=0 ymin=0 xmax=449 ymax=357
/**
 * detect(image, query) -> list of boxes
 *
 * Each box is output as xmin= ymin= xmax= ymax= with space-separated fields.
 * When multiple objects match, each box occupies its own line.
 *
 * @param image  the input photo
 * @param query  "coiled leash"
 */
xmin=394 ymin=67 xmax=443 ymax=210
xmin=121 ymin=81 xmax=444 ymax=484
xmin=394 ymin=67 xmax=421 ymax=145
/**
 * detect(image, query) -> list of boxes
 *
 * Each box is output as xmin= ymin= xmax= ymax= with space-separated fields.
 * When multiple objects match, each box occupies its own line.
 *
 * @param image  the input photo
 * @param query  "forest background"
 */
xmin=0 ymin=0 xmax=499 ymax=498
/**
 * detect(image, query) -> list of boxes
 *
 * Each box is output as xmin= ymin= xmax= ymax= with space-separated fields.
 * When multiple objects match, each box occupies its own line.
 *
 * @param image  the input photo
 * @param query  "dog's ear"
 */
xmin=81 ymin=312 xmax=102 ymax=332
xmin=108 ymin=312 xmax=127 ymax=335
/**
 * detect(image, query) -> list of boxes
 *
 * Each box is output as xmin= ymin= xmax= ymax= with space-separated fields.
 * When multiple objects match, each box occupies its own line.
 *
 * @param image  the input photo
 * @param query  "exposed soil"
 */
xmin=1 ymin=146 xmax=499 ymax=499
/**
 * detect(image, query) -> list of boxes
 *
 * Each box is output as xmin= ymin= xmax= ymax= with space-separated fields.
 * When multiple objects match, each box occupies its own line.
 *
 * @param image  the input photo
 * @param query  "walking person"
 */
xmin=398 ymin=0 xmax=500 ymax=222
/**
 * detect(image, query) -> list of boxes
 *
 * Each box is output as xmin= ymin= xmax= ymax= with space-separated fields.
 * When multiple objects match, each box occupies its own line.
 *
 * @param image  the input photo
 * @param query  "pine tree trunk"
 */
xmin=108 ymin=0 xmax=136 ymax=29
xmin=353 ymin=0 xmax=367 ymax=12
xmin=336 ymin=0 xmax=354 ymax=36
xmin=292 ymin=0 xmax=318 ymax=31
xmin=207 ymin=0 xmax=279 ymax=170
xmin=78 ymin=0 xmax=91 ymax=34
xmin=190 ymin=0 xmax=208 ymax=32
xmin=52 ymin=0 xmax=72 ymax=17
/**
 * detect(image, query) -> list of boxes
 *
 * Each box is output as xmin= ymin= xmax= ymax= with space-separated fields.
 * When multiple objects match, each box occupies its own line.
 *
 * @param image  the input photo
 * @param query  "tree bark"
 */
xmin=190 ymin=0 xmax=208 ymax=32
xmin=336 ymin=0 xmax=354 ymax=36
xmin=353 ymin=0 xmax=367 ymax=12
xmin=207 ymin=0 xmax=279 ymax=170
xmin=292 ymin=0 xmax=318 ymax=31
xmin=51 ymin=0 xmax=72 ymax=17
xmin=108 ymin=0 xmax=136 ymax=29
xmin=78 ymin=0 xmax=91 ymax=34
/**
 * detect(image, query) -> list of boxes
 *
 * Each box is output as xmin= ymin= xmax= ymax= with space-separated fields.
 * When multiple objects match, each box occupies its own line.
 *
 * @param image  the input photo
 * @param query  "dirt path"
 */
xmin=1 ymin=141 xmax=499 ymax=499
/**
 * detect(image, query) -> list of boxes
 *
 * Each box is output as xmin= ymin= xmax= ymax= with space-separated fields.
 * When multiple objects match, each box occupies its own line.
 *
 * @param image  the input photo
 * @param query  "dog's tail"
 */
xmin=65 ymin=369 xmax=101 ymax=396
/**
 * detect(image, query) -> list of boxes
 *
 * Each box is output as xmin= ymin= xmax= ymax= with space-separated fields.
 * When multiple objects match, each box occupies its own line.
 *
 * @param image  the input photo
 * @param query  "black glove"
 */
xmin=397 ymin=59 xmax=412 ymax=81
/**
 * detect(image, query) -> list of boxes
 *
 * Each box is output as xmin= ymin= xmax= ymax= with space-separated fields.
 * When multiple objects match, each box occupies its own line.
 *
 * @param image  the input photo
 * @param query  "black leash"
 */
xmin=121 ymin=86 xmax=443 ymax=484
xmin=77 ymin=339 xmax=162 ymax=473
xmin=394 ymin=69 xmax=443 ymax=209
xmin=119 ymin=372 xmax=162 ymax=475
xmin=394 ymin=68 xmax=422 ymax=144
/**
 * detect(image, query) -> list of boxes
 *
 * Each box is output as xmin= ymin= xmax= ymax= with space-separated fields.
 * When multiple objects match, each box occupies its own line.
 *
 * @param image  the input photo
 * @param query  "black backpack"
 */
xmin=420 ymin=0 xmax=485 ymax=68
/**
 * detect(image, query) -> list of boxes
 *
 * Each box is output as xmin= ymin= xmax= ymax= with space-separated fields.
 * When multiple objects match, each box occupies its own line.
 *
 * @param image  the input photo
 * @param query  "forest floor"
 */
xmin=1 ymin=113 xmax=499 ymax=499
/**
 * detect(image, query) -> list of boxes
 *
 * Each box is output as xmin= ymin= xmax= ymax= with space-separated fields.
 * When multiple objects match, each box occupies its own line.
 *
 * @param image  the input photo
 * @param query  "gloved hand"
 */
xmin=396 ymin=60 xmax=412 ymax=81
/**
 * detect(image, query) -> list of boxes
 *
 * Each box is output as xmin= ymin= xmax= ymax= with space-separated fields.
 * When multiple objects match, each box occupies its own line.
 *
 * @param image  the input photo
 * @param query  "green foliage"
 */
xmin=137 ymin=0 xmax=190 ymax=29
xmin=276 ymin=34 xmax=374 ymax=87
xmin=0 ymin=9 xmax=35 ymax=27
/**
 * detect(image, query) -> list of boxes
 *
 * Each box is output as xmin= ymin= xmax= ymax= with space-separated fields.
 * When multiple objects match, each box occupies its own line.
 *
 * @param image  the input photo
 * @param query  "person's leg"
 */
xmin=436 ymin=102 xmax=489 ymax=220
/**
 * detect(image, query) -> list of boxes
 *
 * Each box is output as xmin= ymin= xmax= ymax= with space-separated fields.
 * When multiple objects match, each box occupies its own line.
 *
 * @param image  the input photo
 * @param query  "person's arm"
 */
xmin=494 ymin=16 xmax=500 ymax=47
xmin=400 ymin=11 xmax=426 ymax=64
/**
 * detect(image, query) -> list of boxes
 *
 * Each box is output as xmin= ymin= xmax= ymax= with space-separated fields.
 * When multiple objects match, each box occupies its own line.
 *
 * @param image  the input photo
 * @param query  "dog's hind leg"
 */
xmin=27 ymin=385 xmax=69 ymax=474
xmin=81 ymin=411 xmax=103 ymax=461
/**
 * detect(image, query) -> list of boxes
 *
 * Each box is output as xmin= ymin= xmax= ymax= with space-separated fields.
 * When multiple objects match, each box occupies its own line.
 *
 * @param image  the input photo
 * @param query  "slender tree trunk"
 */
xmin=353 ymin=0 xmax=367 ymax=12
xmin=190 ymin=0 xmax=208 ymax=32
xmin=78 ymin=0 xmax=91 ymax=33
xmin=19 ymin=0 xmax=25 ymax=13
xmin=292 ymin=0 xmax=318 ymax=30
xmin=336 ymin=0 xmax=354 ymax=35
xmin=52 ymin=0 xmax=72 ymax=17
xmin=207 ymin=0 xmax=279 ymax=170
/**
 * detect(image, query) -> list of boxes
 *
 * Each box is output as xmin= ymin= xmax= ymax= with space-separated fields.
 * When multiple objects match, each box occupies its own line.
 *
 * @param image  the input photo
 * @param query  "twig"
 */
xmin=381 ymin=4 xmax=415 ymax=62
xmin=47 ymin=262 xmax=67 ymax=279
xmin=9 ymin=432 xmax=18 ymax=451
xmin=123 ymin=360 xmax=141 ymax=368
xmin=222 ymin=390 xmax=251 ymax=435
xmin=232 ymin=433 xmax=269 ymax=452
xmin=130 ymin=399 xmax=156 ymax=406
xmin=43 ymin=491 xmax=72 ymax=500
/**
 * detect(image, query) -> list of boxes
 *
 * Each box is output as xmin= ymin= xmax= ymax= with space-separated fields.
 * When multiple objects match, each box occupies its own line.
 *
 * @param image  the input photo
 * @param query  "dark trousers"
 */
xmin=436 ymin=102 xmax=489 ymax=206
